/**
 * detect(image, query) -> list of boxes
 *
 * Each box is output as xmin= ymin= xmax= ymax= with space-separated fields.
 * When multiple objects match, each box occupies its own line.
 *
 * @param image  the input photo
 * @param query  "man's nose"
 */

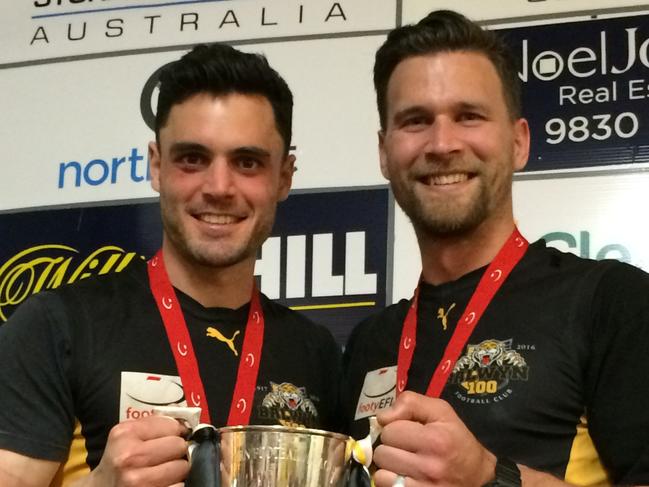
xmin=202 ymin=159 xmax=235 ymax=197
xmin=423 ymin=118 xmax=462 ymax=157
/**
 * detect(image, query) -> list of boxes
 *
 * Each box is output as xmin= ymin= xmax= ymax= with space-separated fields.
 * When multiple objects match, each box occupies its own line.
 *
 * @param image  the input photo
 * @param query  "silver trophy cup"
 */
xmin=152 ymin=406 xmax=357 ymax=486
xmin=218 ymin=425 xmax=350 ymax=486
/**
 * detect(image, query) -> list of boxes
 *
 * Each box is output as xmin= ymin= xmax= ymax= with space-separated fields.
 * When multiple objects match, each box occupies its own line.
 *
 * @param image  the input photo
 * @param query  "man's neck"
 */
xmin=418 ymin=219 xmax=517 ymax=286
xmin=160 ymin=246 xmax=255 ymax=309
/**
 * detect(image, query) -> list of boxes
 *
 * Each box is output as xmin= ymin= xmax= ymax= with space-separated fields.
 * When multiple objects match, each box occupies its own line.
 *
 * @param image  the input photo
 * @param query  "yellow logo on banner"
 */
xmin=0 ymin=245 xmax=140 ymax=322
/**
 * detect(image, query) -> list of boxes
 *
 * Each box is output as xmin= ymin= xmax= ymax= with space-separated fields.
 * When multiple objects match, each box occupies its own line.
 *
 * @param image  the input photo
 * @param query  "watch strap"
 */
xmin=483 ymin=457 xmax=521 ymax=487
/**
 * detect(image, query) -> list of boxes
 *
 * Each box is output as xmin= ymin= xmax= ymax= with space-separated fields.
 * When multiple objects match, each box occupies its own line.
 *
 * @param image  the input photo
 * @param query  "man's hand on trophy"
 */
xmin=81 ymin=415 xmax=190 ymax=487
xmin=372 ymin=391 xmax=497 ymax=487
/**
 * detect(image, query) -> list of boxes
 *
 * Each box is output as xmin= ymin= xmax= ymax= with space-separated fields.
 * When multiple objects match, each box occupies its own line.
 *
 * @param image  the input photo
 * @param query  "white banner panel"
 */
xmin=1 ymin=53 xmax=162 ymax=209
xmin=253 ymin=36 xmax=385 ymax=190
xmin=1 ymin=0 xmax=397 ymax=65
xmin=514 ymin=172 xmax=649 ymax=271
xmin=0 ymin=34 xmax=385 ymax=211
xmin=391 ymin=206 xmax=420 ymax=302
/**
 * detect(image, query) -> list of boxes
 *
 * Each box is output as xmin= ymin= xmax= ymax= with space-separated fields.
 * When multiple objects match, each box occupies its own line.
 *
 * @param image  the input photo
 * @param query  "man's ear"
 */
xmin=277 ymin=153 xmax=296 ymax=201
xmin=512 ymin=118 xmax=530 ymax=172
xmin=378 ymin=130 xmax=391 ymax=180
xmin=149 ymin=141 xmax=161 ymax=193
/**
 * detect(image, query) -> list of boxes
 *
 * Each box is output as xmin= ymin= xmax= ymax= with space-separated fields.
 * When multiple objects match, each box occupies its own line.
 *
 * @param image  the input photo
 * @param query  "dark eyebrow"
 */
xmin=392 ymin=105 xmax=428 ymax=123
xmin=231 ymin=146 xmax=271 ymax=158
xmin=167 ymin=142 xmax=272 ymax=159
xmin=168 ymin=142 xmax=211 ymax=156
xmin=456 ymin=101 xmax=489 ymax=113
xmin=394 ymin=102 xmax=489 ymax=120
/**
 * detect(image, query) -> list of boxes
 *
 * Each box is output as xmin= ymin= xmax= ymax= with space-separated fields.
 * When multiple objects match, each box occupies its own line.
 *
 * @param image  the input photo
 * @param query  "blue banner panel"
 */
xmin=0 ymin=204 xmax=161 ymax=324
xmin=500 ymin=14 xmax=649 ymax=171
xmin=0 ymin=188 xmax=389 ymax=345
xmin=271 ymin=188 xmax=389 ymax=345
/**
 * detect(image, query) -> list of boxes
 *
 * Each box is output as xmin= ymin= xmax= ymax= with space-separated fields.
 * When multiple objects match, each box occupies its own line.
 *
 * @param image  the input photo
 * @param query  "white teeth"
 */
xmin=198 ymin=214 xmax=238 ymax=224
xmin=430 ymin=173 xmax=468 ymax=185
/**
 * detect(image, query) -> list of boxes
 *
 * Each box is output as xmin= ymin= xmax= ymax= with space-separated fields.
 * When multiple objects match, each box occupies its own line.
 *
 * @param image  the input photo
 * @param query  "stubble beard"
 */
xmin=391 ymin=164 xmax=491 ymax=238
xmin=402 ymin=181 xmax=490 ymax=238
xmin=392 ymin=151 xmax=516 ymax=238
xmin=160 ymin=198 xmax=275 ymax=269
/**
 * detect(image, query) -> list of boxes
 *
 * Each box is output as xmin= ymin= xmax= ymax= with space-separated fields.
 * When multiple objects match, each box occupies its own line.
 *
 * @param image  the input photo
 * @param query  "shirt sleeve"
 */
xmin=586 ymin=261 xmax=649 ymax=484
xmin=0 ymin=292 xmax=75 ymax=461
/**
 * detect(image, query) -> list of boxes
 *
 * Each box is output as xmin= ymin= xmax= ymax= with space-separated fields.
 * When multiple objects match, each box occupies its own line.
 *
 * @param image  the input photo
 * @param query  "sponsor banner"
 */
xmin=0 ymin=35 xmax=384 ymax=212
xmin=0 ymin=203 xmax=160 ymax=324
xmin=502 ymin=14 xmax=649 ymax=172
xmin=0 ymin=187 xmax=390 ymax=344
xmin=260 ymin=187 xmax=389 ymax=345
xmin=0 ymin=53 xmax=160 ymax=211
xmin=1 ymin=0 xmax=396 ymax=65
xmin=514 ymin=172 xmax=649 ymax=272
xmin=402 ymin=0 xmax=649 ymax=24
xmin=398 ymin=8 xmax=649 ymax=173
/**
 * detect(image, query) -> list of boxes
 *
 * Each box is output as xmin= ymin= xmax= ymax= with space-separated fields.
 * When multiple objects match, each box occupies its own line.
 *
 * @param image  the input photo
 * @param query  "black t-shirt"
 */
xmin=341 ymin=241 xmax=649 ymax=485
xmin=0 ymin=260 xmax=342 ymax=476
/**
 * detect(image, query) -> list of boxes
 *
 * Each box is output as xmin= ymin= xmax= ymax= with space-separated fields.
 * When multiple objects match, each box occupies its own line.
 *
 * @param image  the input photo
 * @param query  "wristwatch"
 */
xmin=483 ymin=457 xmax=521 ymax=487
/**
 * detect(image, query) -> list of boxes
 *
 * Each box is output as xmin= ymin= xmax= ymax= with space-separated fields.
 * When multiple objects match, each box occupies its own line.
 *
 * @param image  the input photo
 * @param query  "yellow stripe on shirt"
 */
xmin=50 ymin=420 xmax=90 ymax=486
xmin=564 ymin=415 xmax=609 ymax=486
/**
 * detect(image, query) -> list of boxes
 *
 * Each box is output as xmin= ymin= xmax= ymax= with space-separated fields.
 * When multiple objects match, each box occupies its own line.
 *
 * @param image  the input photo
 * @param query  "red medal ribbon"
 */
xmin=397 ymin=228 xmax=529 ymax=398
xmin=148 ymin=250 xmax=264 ymax=425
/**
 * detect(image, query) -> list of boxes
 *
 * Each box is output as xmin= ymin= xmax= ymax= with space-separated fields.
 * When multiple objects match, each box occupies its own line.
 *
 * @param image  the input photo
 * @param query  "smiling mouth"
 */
xmin=420 ymin=172 xmax=474 ymax=186
xmin=195 ymin=213 xmax=243 ymax=225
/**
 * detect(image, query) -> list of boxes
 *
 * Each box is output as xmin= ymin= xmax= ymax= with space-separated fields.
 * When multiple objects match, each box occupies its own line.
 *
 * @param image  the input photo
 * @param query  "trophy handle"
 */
xmin=186 ymin=425 xmax=221 ymax=487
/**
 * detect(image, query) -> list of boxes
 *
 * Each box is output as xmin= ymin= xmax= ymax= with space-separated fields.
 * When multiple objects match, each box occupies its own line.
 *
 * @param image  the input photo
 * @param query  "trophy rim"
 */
xmin=217 ymin=424 xmax=350 ymax=442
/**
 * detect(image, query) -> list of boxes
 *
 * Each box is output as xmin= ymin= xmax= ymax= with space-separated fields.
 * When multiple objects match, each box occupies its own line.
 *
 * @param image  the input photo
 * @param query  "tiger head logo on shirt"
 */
xmin=449 ymin=338 xmax=530 ymax=403
xmin=454 ymin=338 xmax=526 ymax=371
xmin=260 ymin=382 xmax=319 ymax=427
xmin=262 ymin=382 xmax=312 ymax=411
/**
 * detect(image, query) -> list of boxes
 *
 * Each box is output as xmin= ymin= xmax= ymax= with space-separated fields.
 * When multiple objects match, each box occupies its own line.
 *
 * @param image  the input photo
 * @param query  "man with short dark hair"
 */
xmin=342 ymin=10 xmax=649 ymax=487
xmin=0 ymin=43 xmax=341 ymax=486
